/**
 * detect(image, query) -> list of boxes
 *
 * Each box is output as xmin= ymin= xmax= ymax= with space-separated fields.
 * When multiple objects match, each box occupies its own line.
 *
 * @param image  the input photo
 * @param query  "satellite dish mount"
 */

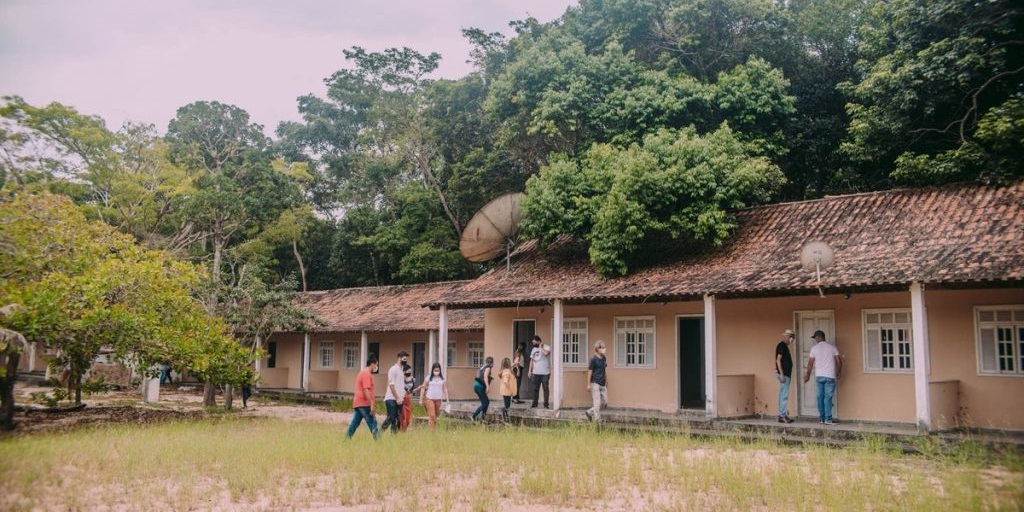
xmin=800 ymin=241 xmax=835 ymax=298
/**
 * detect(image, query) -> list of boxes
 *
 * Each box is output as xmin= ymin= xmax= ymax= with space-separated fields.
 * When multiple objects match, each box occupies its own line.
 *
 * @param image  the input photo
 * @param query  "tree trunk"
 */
xmin=0 ymin=352 xmax=19 ymax=431
xmin=292 ymin=238 xmax=308 ymax=292
xmin=203 ymin=380 xmax=216 ymax=407
xmin=224 ymin=384 xmax=234 ymax=410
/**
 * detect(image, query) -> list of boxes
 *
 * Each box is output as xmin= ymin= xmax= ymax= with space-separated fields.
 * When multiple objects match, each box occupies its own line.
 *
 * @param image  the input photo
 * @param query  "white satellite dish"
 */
xmin=459 ymin=193 xmax=523 ymax=270
xmin=800 ymin=241 xmax=834 ymax=297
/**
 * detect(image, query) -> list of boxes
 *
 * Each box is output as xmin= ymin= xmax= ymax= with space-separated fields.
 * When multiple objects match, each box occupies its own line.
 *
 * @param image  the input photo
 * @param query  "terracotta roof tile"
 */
xmin=431 ymin=181 xmax=1024 ymax=307
xmin=301 ymin=281 xmax=483 ymax=332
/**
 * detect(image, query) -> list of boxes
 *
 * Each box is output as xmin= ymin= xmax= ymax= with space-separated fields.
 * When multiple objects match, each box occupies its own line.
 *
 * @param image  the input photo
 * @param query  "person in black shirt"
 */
xmin=776 ymin=329 xmax=796 ymax=423
xmin=585 ymin=340 xmax=608 ymax=422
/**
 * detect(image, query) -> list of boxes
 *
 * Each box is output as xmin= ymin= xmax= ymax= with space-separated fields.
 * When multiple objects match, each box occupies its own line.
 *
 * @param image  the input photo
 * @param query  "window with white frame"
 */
xmin=614 ymin=317 xmax=655 ymax=368
xmin=563 ymin=318 xmax=589 ymax=366
xmin=977 ymin=306 xmax=1024 ymax=375
xmin=342 ymin=342 xmax=359 ymax=369
xmin=319 ymin=341 xmax=335 ymax=369
xmin=447 ymin=342 xmax=457 ymax=367
xmin=863 ymin=310 xmax=914 ymax=372
xmin=468 ymin=341 xmax=484 ymax=367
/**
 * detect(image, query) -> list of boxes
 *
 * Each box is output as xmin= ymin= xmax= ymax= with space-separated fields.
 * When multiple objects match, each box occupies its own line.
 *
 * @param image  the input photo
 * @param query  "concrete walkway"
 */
xmin=449 ymin=398 xmax=1024 ymax=455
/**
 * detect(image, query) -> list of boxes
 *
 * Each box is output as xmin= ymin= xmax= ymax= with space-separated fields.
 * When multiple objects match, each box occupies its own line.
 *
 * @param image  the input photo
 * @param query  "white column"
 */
xmin=28 ymin=342 xmax=36 ymax=372
xmin=142 ymin=365 xmax=160 ymax=403
xmin=439 ymin=305 xmax=450 ymax=377
xmin=428 ymin=330 xmax=437 ymax=367
xmin=360 ymin=331 xmax=369 ymax=367
xmin=704 ymin=294 xmax=718 ymax=418
xmin=552 ymin=299 xmax=564 ymax=410
xmin=253 ymin=335 xmax=262 ymax=389
xmin=301 ymin=333 xmax=311 ymax=392
xmin=911 ymin=282 xmax=932 ymax=432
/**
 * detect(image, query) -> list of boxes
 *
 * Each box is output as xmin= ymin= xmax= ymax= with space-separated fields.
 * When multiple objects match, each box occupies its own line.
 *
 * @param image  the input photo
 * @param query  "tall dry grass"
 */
xmin=1 ymin=417 xmax=1021 ymax=511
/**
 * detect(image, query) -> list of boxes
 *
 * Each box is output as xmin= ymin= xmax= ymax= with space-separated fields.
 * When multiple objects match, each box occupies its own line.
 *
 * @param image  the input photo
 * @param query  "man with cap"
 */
xmin=803 ymin=330 xmax=842 ymax=425
xmin=381 ymin=350 xmax=409 ymax=434
xmin=775 ymin=329 xmax=796 ymax=423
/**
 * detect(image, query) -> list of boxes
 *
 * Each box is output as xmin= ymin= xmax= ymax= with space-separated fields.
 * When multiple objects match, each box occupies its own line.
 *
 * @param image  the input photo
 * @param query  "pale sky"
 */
xmin=0 ymin=0 xmax=577 ymax=136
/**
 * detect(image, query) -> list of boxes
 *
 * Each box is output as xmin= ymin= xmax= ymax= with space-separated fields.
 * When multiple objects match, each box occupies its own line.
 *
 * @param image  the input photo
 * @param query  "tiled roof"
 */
xmin=301 ymin=281 xmax=483 ymax=332
xmin=430 ymin=181 xmax=1024 ymax=308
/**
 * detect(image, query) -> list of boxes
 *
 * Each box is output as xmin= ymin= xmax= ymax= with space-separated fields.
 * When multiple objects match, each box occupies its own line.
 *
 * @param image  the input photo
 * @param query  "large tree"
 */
xmin=0 ymin=192 xmax=243 ymax=406
xmin=841 ymin=0 xmax=1023 ymax=187
xmin=522 ymin=124 xmax=785 ymax=277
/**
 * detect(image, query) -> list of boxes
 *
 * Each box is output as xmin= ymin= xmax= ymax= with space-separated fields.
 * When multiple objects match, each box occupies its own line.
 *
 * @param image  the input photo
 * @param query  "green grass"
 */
xmin=1 ymin=418 xmax=1021 ymax=511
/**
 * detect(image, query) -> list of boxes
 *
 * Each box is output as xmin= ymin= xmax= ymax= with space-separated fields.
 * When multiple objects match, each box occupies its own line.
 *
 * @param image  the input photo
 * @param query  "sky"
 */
xmin=0 ymin=0 xmax=577 ymax=136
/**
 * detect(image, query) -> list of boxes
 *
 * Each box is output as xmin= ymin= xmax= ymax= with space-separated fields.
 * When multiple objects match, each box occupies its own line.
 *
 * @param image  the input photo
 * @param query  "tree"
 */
xmin=0 ymin=304 xmax=27 ymax=430
xmin=522 ymin=124 xmax=785 ymax=277
xmin=841 ymin=0 xmax=1023 ymax=186
xmin=0 ymin=192 xmax=242 ymax=407
xmin=0 ymin=97 xmax=201 ymax=252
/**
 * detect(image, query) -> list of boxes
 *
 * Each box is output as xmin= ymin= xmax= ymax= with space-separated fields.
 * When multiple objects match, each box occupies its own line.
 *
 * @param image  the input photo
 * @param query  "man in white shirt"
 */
xmin=527 ymin=335 xmax=551 ymax=409
xmin=381 ymin=350 xmax=408 ymax=434
xmin=803 ymin=330 xmax=842 ymax=425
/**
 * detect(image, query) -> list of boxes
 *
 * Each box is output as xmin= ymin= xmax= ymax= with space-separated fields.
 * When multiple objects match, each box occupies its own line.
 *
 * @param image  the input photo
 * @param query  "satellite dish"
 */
xmin=800 ymin=241 xmax=834 ymax=297
xmin=459 ymin=193 xmax=523 ymax=267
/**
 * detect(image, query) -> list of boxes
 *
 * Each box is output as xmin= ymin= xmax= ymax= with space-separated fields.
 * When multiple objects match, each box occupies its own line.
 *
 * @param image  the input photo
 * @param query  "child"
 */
xmin=498 ymin=357 xmax=517 ymax=422
xmin=400 ymin=363 xmax=414 ymax=431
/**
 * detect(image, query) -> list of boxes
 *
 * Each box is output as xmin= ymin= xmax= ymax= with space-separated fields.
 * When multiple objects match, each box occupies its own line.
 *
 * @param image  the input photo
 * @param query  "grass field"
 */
xmin=1 ymin=416 xmax=1022 ymax=511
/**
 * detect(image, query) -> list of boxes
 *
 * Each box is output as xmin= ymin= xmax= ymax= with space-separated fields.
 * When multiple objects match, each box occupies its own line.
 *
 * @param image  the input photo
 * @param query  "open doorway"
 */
xmin=678 ymin=316 xmax=705 ymax=409
xmin=512 ymin=320 xmax=535 ymax=402
xmin=795 ymin=311 xmax=836 ymax=417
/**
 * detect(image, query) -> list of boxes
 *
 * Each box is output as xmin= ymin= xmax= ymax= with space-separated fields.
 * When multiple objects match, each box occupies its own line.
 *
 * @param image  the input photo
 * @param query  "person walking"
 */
xmin=471 ymin=356 xmax=494 ymax=422
xmin=346 ymin=354 xmax=380 ymax=439
xmin=803 ymin=330 xmax=842 ymax=425
xmin=498 ymin=357 xmax=517 ymax=422
xmin=527 ymin=335 xmax=551 ymax=409
xmin=419 ymin=362 xmax=449 ymax=430
xmin=585 ymin=340 xmax=608 ymax=422
xmin=400 ymin=362 xmax=415 ymax=431
xmin=512 ymin=347 xmax=525 ymax=404
xmin=775 ymin=329 xmax=796 ymax=423
xmin=381 ymin=350 xmax=409 ymax=434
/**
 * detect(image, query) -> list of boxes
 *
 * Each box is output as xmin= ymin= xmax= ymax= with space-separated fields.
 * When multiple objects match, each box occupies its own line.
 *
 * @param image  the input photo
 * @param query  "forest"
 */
xmin=2 ymin=0 xmax=1021 ymax=287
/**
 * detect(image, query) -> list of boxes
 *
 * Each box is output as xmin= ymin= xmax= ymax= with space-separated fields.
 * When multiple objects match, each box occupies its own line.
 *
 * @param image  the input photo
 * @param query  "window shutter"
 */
xmin=866 ymin=328 xmax=881 ymax=371
xmin=979 ymin=327 xmax=997 ymax=373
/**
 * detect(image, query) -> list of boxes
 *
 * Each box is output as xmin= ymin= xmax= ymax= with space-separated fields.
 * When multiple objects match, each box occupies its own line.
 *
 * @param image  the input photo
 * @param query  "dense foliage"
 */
xmin=1 ymin=0 xmax=1020 ymax=283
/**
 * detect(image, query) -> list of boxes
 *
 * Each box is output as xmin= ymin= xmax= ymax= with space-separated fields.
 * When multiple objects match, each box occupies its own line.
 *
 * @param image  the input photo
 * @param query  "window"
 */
xmin=342 ymin=342 xmax=359 ymax=369
xmin=468 ymin=342 xmax=484 ymax=367
xmin=614 ymin=317 xmax=655 ymax=368
xmin=319 ymin=341 xmax=335 ymax=369
xmin=267 ymin=341 xmax=277 ymax=369
xmin=977 ymin=306 xmax=1024 ymax=375
xmin=563 ymin=318 xmax=589 ymax=366
xmin=863 ymin=310 xmax=914 ymax=372
xmin=447 ymin=342 xmax=457 ymax=367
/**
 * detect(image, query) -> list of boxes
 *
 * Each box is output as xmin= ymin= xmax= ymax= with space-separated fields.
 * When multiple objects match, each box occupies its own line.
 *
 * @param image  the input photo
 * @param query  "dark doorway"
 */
xmin=267 ymin=341 xmax=277 ymax=368
xmin=412 ymin=342 xmax=425 ymax=385
xmin=369 ymin=342 xmax=380 ymax=374
xmin=512 ymin=320 xmax=536 ymax=401
xmin=678 ymin=317 xmax=705 ymax=409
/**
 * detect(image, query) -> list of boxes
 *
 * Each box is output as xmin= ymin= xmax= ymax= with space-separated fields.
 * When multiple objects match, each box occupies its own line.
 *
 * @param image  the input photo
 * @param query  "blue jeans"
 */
xmin=346 ymin=406 xmax=379 ymax=439
xmin=816 ymin=377 xmax=836 ymax=422
xmin=472 ymin=381 xmax=489 ymax=420
xmin=382 ymin=399 xmax=400 ymax=433
xmin=777 ymin=375 xmax=791 ymax=418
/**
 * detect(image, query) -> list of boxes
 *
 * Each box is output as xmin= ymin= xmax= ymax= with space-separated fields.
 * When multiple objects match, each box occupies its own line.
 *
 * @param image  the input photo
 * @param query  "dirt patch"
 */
xmin=2 ymin=380 xmax=346 ymax=437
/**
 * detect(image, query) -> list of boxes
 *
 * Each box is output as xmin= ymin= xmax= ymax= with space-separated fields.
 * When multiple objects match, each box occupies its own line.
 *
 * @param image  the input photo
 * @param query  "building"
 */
xmin=260 ymin=281 xmax=484 ymax=399
xmin=427 ymin=181 xmax=1024 ymax=431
